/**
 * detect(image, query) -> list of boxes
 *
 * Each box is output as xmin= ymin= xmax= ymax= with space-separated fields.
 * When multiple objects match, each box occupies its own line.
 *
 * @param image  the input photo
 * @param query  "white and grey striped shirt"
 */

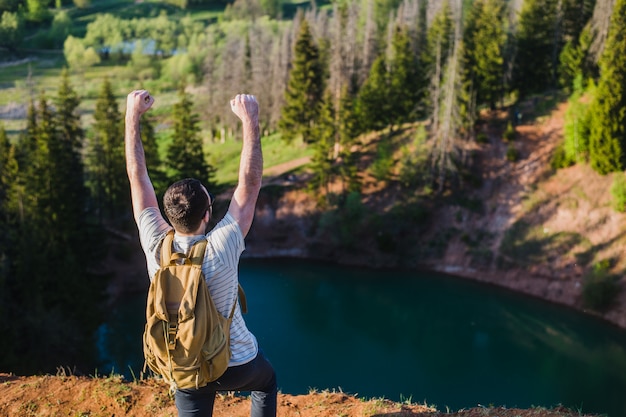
xmin=138 ymin=207 xmax=258 ymax=366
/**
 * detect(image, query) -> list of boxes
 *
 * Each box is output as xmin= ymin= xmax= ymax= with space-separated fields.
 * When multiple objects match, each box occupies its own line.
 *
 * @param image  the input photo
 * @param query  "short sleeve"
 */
xmin=206 ymin=212 xmax=245 ymax=269
xmin=137 ymin=207 xmax=172 ymax=277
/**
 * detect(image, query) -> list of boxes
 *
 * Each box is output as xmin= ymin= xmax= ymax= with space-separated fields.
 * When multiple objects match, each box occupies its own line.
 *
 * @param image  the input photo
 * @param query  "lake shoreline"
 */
xmin=240 ymin=244 xmax=626 ymax=332
xmin=108 ymin=209 xmax=626 ymax=335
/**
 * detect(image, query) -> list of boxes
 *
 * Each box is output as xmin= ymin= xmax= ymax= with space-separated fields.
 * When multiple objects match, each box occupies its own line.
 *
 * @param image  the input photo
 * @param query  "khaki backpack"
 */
xmin=143 ymin=230 xmax=247 ymax=392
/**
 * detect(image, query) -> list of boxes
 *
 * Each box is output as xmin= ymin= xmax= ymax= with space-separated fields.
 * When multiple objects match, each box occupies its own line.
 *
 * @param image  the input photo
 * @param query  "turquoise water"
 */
xmin=96 ymin=258 xmax=626 ymax=416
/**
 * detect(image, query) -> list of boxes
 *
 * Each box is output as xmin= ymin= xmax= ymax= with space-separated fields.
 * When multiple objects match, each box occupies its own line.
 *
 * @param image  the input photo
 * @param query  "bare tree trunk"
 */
xmin=329 ymin=3 xmax=343 ymax=112
xmin=386 ymin=10 xmax=396 ymax=60
xmin=361 ymin=0 xmax=377 ymax=84
xmin=431 ymin=40 xmax=442 ymax=133
xmin=426 ymin=0 xmax=445 ymax=26
xmin=502 ymin=3 xmax=517 ymax=108
xmin=217 ymin=34 xmax=247 ymax=136
xmin=200 ymin=29 xmax=221 ymax=134
xmin=589 ymin=0 xmax=616 ymax=63
xmin=305 ymin=6 xmax=329 ymax=41
xmin=269 ymin=22 xmax=294 ymax=130
xmin=329 ymin=4 xmax=343 ymax=160
xmin=249 ymin=22 xmax=281 ymax=133
xmin=344 ymin=1 xmax=360 ymax=86
xmin=432 ymin=0 xmax=464 ymax=194
xmin=397 ymin=0 xmax=421 ymax=51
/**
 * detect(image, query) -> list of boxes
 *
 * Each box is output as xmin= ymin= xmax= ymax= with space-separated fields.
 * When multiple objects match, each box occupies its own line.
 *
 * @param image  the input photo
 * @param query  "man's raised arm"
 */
xmin=125 ymin=89 xmax=158 ymax=223
xmin=228 ymin=94 xmax=263 ymax=237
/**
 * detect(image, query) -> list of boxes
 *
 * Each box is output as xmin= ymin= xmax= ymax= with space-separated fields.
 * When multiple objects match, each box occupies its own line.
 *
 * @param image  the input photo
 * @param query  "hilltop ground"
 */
xmin=0 ymin=372 xmax=599 ymax=417
xmin=1 ymin=96 xmax=619 ymax=416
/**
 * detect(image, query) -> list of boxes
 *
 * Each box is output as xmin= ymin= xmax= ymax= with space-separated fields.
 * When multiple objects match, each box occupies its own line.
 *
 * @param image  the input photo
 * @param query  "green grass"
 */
xmin=1 ymin=0 xmax=315 ymax=183
xmin=206 ymin=133 xmax=312 ymax=186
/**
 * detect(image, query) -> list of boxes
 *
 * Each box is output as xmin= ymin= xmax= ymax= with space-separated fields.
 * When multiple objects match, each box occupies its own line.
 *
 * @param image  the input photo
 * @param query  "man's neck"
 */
xmin=174 ymin=220 xmax=208 ymax=237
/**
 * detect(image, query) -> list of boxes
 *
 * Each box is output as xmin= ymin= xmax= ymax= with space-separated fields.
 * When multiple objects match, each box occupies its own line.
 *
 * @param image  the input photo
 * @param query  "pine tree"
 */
xmin=16 ymin=99 xmax=39 ymax=221
xmin=52 ymin=68 xmax=87 ymax=240
xmin=0 ymin=123 xmax=17 ymax=239
xmin=87 ymin=77 xmax=126 ymax=220
xmin=423 ymin=1 xmax=453 ymax=82
xmin=1 ymin=91 xmax=105 ymax=374
xmin=562 ymin=75 xmax=593 ymax=164
xmin=558 ymin=27 xmax=592 ymax=90
xmin=0 ymin=124 xmax=9 ymax=208
xmin=309 ymin=92 xmax=336 ymax=199
xmin=31 ymin=92 xmax=55 ymax=229
xmin=388 ymin=24 xmax=424 ymax=124
xmin=0 ymin=123 xmax=17 ymax=371
xmin=588 ymin=0 xmax=626 ymax=174
xmin=1 ymin=98 xmax=49 ymax=373
xmin=463 ymin=0 xmax=505 ymax=110
xmin=9 ymin=93 xmax=73 ymax=373
xmin=560 ymin=0 xmax=595 ymax=44
xmin=355 ymin=56 xmax=391 ymax=133
xmin=166 ymin=84 xmax=215 ymax=185
xmin=513 ymin=0 xmax=559 ymax=96
xmin=336 ymin=86 xmax=360 ymax=193
xmin=356 ymin=23 xmax=424 ymax=132
xmin=141 ymin=114 xmax=167 ymax=198
xmin=278 ymin=19 xmax=325 ymax=143
xmin=0 ymin=123 xmax=20 ymax=216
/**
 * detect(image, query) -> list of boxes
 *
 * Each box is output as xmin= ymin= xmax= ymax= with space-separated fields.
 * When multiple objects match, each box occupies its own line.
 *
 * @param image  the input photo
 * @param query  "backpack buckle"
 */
xmin=167 ymin=322 xmax=178 ymax=350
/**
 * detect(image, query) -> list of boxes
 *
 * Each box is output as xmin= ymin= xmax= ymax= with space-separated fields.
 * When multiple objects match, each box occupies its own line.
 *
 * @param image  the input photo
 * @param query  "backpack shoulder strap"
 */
xmin=238 ymin=285 xmax=247 ymax=315
xmin=160 ymin=230 xmax=176 ymax=267
xmin=160 ymin=231 xmax=208 ymax=268
xmin=189 ymin=238 xmax=207 ymax=267
xmin=169 ymin=235 xmax=248 ymax=318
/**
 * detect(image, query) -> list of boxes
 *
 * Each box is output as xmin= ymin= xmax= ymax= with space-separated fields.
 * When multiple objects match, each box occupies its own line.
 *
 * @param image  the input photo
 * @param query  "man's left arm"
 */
xmin=228 ymin=94 xmax=263 ymax=238
xmin=125 ymin=89 xmax=158 ymax=224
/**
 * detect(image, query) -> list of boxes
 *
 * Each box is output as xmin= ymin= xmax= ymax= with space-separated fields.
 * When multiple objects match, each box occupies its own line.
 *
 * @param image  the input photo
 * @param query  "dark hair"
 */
xmin=163 ymin=178 xmax=210 ymax=234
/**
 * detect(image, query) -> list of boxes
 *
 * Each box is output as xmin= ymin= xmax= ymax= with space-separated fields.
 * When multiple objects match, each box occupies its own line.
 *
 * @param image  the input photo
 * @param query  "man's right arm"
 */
xmin=125 ymin=90 xmax=158 ymax=224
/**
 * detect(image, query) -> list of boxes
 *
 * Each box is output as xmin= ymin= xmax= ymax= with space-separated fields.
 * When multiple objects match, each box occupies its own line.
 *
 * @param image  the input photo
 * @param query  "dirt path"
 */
xmin=262 ymin=156 xmax=311 ymax=185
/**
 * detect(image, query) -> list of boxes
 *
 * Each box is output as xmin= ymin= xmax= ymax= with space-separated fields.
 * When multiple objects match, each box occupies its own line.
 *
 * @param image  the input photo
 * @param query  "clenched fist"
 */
xmin=126 ymin=90 xmax=154 ymax=121
xmin=230 ymin=94 xmax=259 ymax=126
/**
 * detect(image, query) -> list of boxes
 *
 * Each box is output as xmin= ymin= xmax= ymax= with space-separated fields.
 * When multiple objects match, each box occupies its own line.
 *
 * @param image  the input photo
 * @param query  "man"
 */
xmin=125 ymin=89 xmax=277 ymax=417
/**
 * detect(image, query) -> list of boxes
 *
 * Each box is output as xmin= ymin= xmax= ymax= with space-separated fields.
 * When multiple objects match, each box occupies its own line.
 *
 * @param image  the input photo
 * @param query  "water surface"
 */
xmin=97 ymin=258 xmax=626 ymax=416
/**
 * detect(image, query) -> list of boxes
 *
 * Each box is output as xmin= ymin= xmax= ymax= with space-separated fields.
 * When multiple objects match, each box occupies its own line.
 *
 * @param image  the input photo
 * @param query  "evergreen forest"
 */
xmin=1 ymin=0 xmax=625 ymax=375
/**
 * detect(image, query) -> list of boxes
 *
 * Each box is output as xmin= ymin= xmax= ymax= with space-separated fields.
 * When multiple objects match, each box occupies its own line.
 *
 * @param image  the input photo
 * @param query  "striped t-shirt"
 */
xmin=138 ymin=207 xmax=258 ymax=366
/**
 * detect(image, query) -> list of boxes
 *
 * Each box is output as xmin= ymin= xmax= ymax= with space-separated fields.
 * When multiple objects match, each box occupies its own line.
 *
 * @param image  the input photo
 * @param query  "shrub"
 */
xmin=550 ymin=143 xmax=575 ymax=170
xmin=398 ymin=125 xmax=430 ymax=188
xmin=503 ymin=121 xmax=516 ymax=141
xmin=476 ymin=132 xmax=488 ymax=144
xmin=610 ymin=174 xmax=626 ymax=212
xmin=562 ymin=81 xmax=593 ymax=164
xmin=506 ymin=144 xmax=519 ymax=162
xmin=582 ymin=260 xmax=620 ymax=311
xmin=370 ymin=139 xmax=394 ymax=182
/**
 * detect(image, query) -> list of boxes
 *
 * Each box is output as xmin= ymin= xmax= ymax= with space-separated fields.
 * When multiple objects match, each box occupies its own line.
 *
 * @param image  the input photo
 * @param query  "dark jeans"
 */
xmin=174 ymin=350 xmax=277 ymax=417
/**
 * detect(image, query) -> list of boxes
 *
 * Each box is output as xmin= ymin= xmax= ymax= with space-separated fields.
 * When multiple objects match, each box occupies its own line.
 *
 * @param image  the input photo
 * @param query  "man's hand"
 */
xmin=126 ymin=90 xmax=154 ymax=121
xmin=230 ymin=94 xmax=259 ymax=125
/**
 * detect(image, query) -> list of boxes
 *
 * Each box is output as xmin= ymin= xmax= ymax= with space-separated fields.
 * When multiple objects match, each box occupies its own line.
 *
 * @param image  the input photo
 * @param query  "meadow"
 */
xmin=0 ymin=0 xmax=314 ymax=186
